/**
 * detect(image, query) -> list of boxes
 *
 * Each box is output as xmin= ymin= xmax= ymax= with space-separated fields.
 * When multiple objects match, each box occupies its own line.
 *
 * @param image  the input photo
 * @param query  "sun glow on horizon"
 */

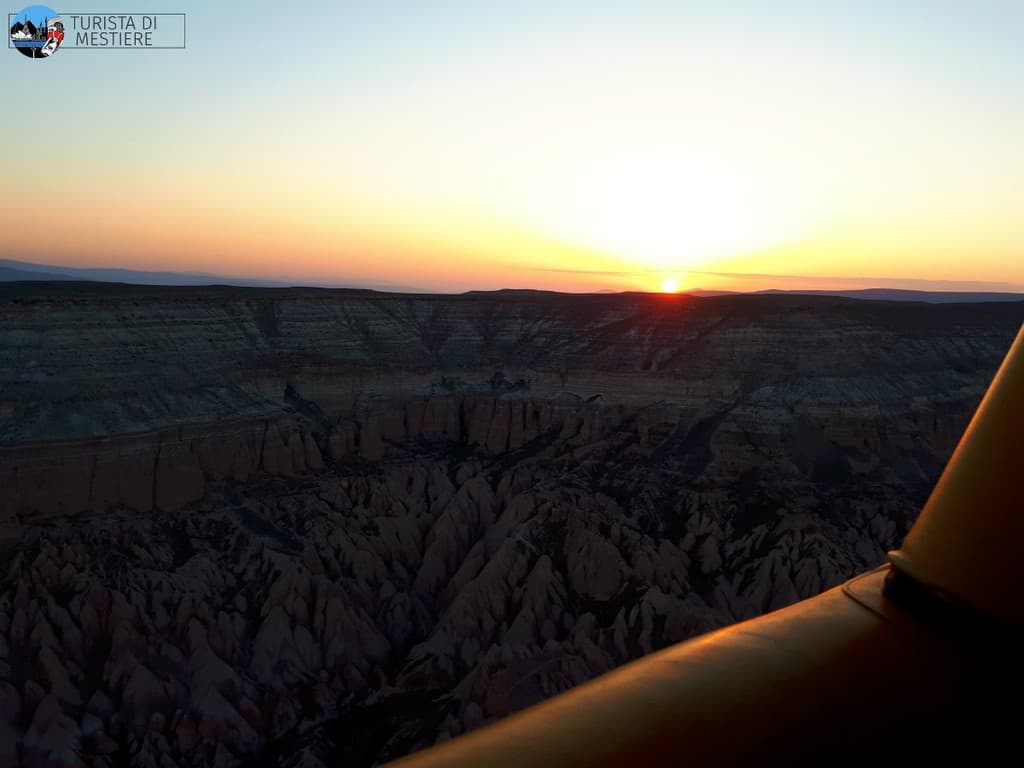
xmin=0 ymin=3 xmax=1021 ymax=294
xmin=518 ymin=162 xmax=804 ymax=272
xmin=660 ymin=277 xmax=680 ymax=293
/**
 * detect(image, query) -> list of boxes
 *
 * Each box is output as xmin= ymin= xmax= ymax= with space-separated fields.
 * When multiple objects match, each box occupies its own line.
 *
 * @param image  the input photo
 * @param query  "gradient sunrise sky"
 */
xmin=3 ymin=0 xmax=1021 ymax=293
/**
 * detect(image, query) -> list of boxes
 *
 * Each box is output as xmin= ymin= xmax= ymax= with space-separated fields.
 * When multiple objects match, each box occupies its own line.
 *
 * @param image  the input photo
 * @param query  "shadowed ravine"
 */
xmin=0 ymin=284 xmax=1021 ymax=767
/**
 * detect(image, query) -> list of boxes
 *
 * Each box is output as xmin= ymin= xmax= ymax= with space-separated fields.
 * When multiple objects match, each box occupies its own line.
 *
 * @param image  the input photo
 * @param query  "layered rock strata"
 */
xmin=0 ymin=283 xmax=1021 ymax=766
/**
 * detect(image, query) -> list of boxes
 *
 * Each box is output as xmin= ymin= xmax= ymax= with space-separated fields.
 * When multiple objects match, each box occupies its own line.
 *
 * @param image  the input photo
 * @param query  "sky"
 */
xmin=11 ymin=4 xmax=52 ymax=26
xmin=2 ymin=0 xmax=1022 ymax=293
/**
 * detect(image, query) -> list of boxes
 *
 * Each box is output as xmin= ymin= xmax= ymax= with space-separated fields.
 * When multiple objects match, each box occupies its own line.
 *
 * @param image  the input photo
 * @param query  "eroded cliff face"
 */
xmin=0 ymin=284 xmax=1021 ymax=766
xmin=2 ymin=285 xmax=1019 ymax=521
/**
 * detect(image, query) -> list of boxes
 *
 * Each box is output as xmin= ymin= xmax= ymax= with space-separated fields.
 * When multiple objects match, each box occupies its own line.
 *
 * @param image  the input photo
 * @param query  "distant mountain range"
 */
xmin=753 ymin=287 xmax=1024 ymax=304
xmin=1 ymin=258 xmax=1021 ymax=302
xmin=679 ymin=288 xmax=1024 ymax=303
xmin=0 ymin=259 xmax=419 ymax=293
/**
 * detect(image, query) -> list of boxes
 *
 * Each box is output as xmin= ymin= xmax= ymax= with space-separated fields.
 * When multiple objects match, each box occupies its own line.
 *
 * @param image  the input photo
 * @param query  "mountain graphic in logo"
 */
xmin=10 ymin=5 xmax=63 ymax=58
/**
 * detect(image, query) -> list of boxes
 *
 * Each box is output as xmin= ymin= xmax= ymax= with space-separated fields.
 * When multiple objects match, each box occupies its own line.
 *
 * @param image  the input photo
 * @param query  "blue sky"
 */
xmin=10 ymin=4 xmax=56 ymax=24
xmin=2 ymin=1 xmax=1021 ymax=292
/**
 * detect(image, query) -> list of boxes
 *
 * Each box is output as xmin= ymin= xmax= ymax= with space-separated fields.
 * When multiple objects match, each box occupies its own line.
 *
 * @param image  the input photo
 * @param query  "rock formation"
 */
xmin=0 ymin=283 xmax=1020 ymax=765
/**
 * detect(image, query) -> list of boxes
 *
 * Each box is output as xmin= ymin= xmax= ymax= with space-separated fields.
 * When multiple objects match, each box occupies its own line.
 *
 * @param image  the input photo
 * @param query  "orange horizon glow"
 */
xmin=2 ymin=5 xmax=1021 ymax=295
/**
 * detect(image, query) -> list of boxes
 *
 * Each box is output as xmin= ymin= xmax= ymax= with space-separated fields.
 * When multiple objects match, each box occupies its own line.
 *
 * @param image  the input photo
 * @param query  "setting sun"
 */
xmin=661 ymin=278 xmax=680 ymax=293
xmin=1 ymin=3 xmax=1020 ymax=296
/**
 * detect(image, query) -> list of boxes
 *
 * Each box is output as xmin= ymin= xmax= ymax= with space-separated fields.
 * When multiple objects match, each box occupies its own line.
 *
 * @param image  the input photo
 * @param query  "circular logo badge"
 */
xmin=10 ymin=5 xmax=63 ymax=59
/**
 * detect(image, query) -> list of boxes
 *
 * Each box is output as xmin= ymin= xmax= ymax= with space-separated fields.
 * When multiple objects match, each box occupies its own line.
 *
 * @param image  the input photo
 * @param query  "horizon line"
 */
xmin=3 ymin=256 xmax=1024 ymax=296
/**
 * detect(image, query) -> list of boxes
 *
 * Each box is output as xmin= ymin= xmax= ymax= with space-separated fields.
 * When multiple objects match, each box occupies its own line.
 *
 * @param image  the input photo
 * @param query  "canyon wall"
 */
xmin=2 ymin=284 xmax=1020 ymax=522
xmin=0 ymin=284 xmax=1022 ymax=767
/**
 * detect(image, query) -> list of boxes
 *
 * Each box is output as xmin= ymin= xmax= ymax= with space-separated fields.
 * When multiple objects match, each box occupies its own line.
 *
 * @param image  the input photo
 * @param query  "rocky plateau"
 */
xmin=0 ymin=282 xmax=1021 ymax=767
